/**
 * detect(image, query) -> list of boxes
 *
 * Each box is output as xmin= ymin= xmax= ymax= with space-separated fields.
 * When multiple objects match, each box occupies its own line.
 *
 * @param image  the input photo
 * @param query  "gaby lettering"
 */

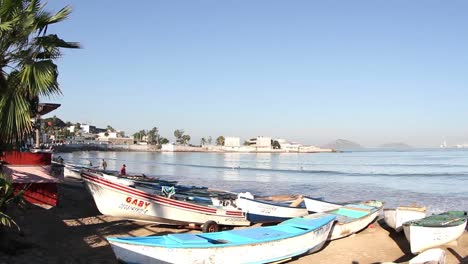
xmin=125 ymin=197 xmax=151 ymax=209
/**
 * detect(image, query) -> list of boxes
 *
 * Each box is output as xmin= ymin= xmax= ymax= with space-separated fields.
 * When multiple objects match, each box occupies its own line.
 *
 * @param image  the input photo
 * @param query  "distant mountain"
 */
xmin=322 ymin=139 xmax=364 ymax=151
xmin=378 ymin=142 xmax=412 ymax=149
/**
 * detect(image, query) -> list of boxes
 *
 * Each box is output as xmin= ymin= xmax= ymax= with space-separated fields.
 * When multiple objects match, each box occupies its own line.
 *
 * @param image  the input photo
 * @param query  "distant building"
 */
xmin=161 ymin=143 xmax=175 ymax=152
xmin=224 ymin=137 xmax=241 ymax=147
xmin=275 ymin=139 xmax=301 ymax=152
xmin=247 ymin=136 xmax=272 ymax=151
xmin=67 ymin=124 xmax=106 ymax=134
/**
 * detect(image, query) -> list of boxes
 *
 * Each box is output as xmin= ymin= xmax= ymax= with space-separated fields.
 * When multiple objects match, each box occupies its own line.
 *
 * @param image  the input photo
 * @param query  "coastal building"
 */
xmin=275 ymin=138 xmax=301 ymax=152
xmin=247 ymin=136 xmax=272 ymax=151
xmin=222 ymin=137 xmax=255 ymax=152
xmin=224 ymin=137 xmax=241 ymax=147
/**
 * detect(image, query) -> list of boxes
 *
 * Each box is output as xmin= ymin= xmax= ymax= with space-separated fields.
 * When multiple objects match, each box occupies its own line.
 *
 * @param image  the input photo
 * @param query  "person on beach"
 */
xmin=101 ymin=159 xmax=107 ymax=170
xmin=88 ymin=160 xmax=93 ymax=167
xmin=120 ymin=164 xmax=126 ymax=175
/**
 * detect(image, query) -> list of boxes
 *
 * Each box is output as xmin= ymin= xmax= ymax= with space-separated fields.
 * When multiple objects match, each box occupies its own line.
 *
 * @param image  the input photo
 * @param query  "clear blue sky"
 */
xmin=44 ymin=1 xmax=468 ymax=147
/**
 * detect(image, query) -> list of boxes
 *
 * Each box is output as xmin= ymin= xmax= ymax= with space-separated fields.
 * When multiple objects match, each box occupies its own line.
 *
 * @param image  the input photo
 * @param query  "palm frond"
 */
xmin=0 ymin=86 xmax=33 ymax=143
xmin=0 ymin=211 xmax=19 ymax=230
xmin=35 ymin=34 xmax=80 ymax=50
xmin=19 ymin=59 xmax=60 ymax=97
xmin=46 ymin=6 xmax=72 ymax=25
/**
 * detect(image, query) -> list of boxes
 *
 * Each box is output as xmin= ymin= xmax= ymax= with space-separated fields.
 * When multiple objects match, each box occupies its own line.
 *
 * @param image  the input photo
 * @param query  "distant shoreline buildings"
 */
xmin=162 ymin=136 xmax=335 ymax=153
xmin=40 ymin=120 xmax=335 ymax=153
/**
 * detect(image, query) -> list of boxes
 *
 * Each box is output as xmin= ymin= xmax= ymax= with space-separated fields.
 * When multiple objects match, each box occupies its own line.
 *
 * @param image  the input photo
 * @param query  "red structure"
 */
xmin=1 ymin=151 xmax=62 ymax=208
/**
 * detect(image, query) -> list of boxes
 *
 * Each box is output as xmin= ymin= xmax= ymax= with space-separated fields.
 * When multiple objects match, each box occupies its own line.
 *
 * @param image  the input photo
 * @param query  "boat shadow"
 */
xmin=0 ymin=179 xmax=192 ymax=263
xmin=376 ymin=218 xmax=415 ymax=263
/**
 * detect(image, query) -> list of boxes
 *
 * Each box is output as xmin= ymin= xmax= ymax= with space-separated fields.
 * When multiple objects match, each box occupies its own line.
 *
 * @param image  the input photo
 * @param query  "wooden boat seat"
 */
xmin=343 ymin=206 xmax=372 ymax=212
xmin=397 ymin=206 xmax=426 ymax=212
xmin=289 ymin=195 xmax=304 ymax=207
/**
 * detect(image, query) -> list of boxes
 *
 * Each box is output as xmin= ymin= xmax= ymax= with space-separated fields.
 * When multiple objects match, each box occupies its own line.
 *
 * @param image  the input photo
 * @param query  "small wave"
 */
xmin=370 ymin=163 xmax=468 ymax=168
xmin=158 ymin=162 xmax=468 ymax=177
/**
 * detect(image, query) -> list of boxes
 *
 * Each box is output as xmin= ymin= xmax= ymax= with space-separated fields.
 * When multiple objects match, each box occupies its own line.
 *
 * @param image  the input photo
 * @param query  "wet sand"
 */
xmin=1 ymin=179 xmax=467 ymax=264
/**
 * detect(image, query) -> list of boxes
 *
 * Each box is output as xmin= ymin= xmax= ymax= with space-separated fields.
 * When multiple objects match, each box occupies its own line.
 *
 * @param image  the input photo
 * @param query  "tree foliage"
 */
xmin=216 ymin=136 xmax=225 ymax=146
xmin=0 ymin=0 xmax=79 ymax=145
xmin=0 ymin=173 xmax=26 ymax=230
xmin=147 ymin=127 xmax=160 ymax=145
xmin=272 ymin=140 xmax=281 ymax=149
xmin=174 ymin=129 xmax=190 ymax=145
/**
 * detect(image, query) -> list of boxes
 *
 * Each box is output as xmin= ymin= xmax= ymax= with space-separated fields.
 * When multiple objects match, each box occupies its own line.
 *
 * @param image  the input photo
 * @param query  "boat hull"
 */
xmin=303 ymin=196 xmax=342 ymax=213
xmin=64 ymin=166 xmax=82 ymax=180
xmin=330 ymin=208 xmax=381 ymax=240
xmin=108 ymin=215 xmax=335 ymax=264
xmin=384 ymin=206 xmax=426 ymax=232
xmin=403 ymin=220 xmax=467 ymax=254
xmin=237 ymin=197 xmax=309 ymax=223
xmin=82 ymin=172 xmax=250 ymax=227
xmin=409 ymin=248 xmax=446 ymax=264
xmin=303 ymin=201 xmax=383 ymax=240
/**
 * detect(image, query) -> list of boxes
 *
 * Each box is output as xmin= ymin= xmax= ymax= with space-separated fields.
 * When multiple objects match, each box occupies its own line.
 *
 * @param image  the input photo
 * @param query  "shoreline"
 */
xmin=1 ymin=179 xmax=467 ymax=263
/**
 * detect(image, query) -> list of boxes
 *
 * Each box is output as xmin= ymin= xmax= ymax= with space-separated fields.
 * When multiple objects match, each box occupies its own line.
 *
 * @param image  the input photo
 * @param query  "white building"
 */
xmin=275 ymin=138 xmax=301 ymax=152
xmin=247 ymin=136 xmax=272 ymax=151
xmin=224 ymin=137 xmax=241 ymax=147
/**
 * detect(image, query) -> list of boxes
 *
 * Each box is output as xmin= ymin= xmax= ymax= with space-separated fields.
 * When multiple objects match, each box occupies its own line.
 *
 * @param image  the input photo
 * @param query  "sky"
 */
xmin=43 ymin=1 xmax=468 ymax=147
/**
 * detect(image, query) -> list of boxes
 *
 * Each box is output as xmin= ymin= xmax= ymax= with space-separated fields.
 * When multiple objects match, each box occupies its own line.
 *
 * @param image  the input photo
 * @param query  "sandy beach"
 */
xmin=0 ymin=179 xmax=467 ymax=264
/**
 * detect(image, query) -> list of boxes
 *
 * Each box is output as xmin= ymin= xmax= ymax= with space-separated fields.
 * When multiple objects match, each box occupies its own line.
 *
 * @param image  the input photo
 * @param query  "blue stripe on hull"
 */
xmin=246 ymin=213 xmax=291 ymax=223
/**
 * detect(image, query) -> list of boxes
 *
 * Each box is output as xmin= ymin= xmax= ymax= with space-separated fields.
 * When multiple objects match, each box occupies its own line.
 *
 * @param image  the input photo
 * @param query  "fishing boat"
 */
xmin=96 ymin=169 xmax=177 ymax=187
xmin=236 ymin=193 xmax=309 ymax=223
xmin=107 ymin=214 xmax=336 ymax=264
xmin=303 ymin=196 xmax=343 ymax=213
xmin=303 ymin=200 xmax=384 ymax=240
xmin=403 ymin=211 xmax=467 ymax=254
xmin=383 ymin=205 xmax=426 ymax=232
xmin=408 ymin=248 xmax=446 ymax=264
xmin=63 ymin=163 xmax=85 ymax=180
xmin=81 ymin=170 xmax=250 ymax=232
xmin=91 ymin=169 xmax=238 ymax=207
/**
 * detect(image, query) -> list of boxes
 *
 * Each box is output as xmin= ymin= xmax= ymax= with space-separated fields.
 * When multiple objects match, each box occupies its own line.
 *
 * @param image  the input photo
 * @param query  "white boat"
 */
xmin=303 ymin=200 xmax=384 ymax=240
xmin=409 ymin=248 xmax=446 ymax=264
xmin=383 ymin=205 xmax=426 ymax=232
xmin=107 ymin=214 xmax=336 ymax=264
xmin=403 ymin=211 xmax=467 ymax=254
xmin=236 ymin=195 xmax=309 ymax=223
xmin=63 ymin=163 xmax=87 ymax=179
xmin=81 ymin=170 xmax=250 ymax=231
xmin=303 ymin=196 xmax=343 ymax=212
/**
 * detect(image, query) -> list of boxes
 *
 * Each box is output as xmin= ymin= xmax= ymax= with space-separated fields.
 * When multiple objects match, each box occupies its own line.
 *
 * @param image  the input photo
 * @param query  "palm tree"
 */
xmin=0 ymin=0 xmax=79 ymax=146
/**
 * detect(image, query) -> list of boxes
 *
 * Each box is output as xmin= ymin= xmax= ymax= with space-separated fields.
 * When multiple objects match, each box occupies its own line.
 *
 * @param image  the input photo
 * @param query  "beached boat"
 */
xmin=409 ymin=248 xmax=446 ymax=264
xmin=92 ymin=169 xmax=238 ymax=207
xmin=97 ymin=169 xmax=177 ymax=186
xmin=107 ymin=214 xmax=336 ymax=264
xmin=383 ymin=205 xmax=426 ymax=232
xmin=303 ymin=196 xmax=343 ymax=213
xmin=403 ymin=211 xmax=467 ymax=254
xmin=236 ymin=194 xmax=309 ymax=223
xmin=63 ymin=163 xmax=84 ymax=179
xmin=81 ymin=170 xmax=250 ymax=231
xmin=303 ymin=200 xmax=384 ymax=240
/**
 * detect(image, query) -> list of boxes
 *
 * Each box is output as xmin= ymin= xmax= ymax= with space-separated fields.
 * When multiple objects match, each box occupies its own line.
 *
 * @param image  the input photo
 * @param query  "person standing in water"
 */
xmin=120 ymin=164 xmax=126 ymax=175
xmin=101 ymin=159 xmax=107 ymax=171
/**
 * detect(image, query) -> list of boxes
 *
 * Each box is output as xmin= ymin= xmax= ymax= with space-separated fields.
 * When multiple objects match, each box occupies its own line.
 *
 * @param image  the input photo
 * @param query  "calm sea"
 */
xmin=57 ymin=149 xmax=468 ymax=214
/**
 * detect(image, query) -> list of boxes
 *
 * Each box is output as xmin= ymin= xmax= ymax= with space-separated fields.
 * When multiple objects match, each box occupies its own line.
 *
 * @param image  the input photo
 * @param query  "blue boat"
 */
xmin=107 ymin=214 xmax=336 ymax=264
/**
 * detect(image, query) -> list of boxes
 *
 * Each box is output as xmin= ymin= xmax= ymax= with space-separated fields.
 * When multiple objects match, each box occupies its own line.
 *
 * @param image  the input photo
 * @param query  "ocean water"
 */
xmin=57 ymin=149 xmax=468 ymax=214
